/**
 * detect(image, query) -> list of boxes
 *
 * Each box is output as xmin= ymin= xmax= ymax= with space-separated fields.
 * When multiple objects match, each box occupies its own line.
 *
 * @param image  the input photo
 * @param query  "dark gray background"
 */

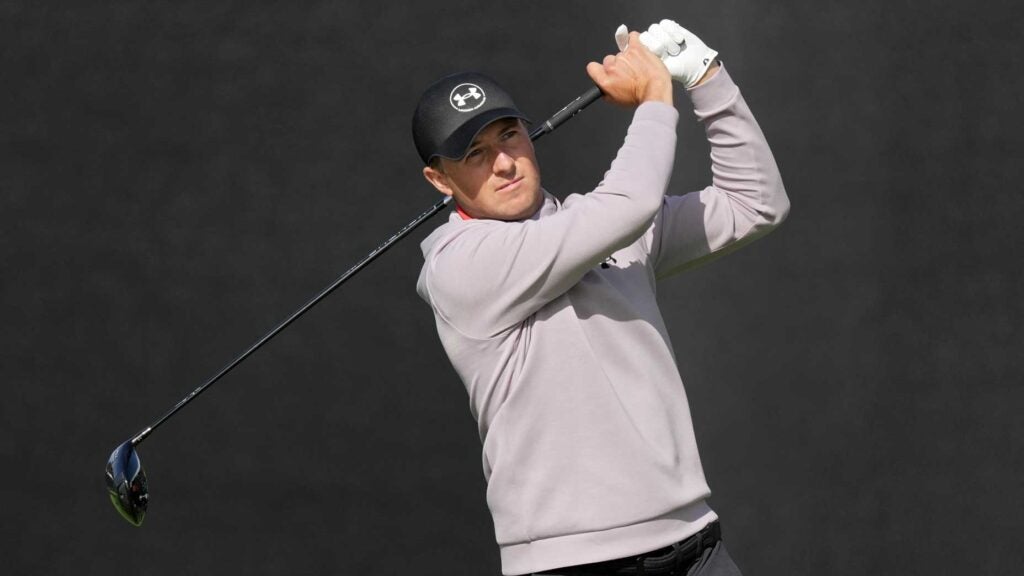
xmin=3 ymin=1 xmax=1021 ymax=574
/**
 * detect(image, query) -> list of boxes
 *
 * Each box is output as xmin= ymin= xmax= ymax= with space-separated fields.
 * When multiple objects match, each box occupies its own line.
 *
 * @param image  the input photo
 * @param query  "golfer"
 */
xmin=412 ymin=20 xmax=789 ymax=576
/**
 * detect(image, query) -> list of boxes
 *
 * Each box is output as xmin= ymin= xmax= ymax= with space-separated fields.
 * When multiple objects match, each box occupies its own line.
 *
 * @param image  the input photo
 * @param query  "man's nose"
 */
xmin=493 ymin=150 xmax=516 ymax=175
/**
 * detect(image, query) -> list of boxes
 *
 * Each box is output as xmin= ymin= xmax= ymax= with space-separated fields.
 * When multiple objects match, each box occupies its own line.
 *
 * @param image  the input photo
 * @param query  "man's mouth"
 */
xmin=496 ymin=176 xmax=524 ymax=192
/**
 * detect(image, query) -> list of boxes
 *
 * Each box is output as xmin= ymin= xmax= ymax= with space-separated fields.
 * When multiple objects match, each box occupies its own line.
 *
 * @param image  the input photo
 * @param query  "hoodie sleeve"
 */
xmin=647 ymin=64 xmax=790 ymax=279
xmin=421 ymin=102 xmax=679 ymax=339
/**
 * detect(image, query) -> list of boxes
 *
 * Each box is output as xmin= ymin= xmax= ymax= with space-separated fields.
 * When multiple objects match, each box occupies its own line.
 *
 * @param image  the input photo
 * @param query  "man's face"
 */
xmin=422 ymin=118 xmax=542 ymax=221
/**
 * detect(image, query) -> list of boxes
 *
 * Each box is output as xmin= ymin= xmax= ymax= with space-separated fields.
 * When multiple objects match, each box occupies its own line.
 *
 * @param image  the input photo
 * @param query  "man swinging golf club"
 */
xmin=413 ymin=19 xmax=789 ymax=576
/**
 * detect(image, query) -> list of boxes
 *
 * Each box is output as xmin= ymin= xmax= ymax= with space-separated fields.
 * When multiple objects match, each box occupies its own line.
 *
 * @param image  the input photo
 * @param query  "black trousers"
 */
xmin=531 ymin=522 xmax=743 ymax=576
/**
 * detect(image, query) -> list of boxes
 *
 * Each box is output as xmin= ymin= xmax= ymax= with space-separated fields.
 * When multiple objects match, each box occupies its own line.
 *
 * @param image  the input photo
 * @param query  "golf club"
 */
xmin=105 ymin=83 xmax=604 ymax=526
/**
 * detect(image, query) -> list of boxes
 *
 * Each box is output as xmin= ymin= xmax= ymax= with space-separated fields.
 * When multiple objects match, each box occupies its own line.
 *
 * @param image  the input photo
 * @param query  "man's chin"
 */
xmin=504 ymin=192 xmax=543 ymax=221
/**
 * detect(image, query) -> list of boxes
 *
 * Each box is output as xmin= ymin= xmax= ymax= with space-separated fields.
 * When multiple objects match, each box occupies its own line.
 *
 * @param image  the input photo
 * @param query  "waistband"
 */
xmin=534 ymin=521 xmax=722 ymax=576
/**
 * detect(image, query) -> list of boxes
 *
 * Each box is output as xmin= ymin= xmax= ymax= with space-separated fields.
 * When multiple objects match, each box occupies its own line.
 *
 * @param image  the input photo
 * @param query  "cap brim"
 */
xmin=431 ymin=107 xmax=531 ymax=162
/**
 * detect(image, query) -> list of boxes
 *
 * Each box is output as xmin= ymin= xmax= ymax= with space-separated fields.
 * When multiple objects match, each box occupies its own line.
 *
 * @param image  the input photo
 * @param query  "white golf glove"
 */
xmin=615 ymin=20 xmax=718 ymax=89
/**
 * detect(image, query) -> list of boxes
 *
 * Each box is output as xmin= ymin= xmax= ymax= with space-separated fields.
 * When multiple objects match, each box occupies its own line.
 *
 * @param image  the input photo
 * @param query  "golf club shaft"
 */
xmin=130 ymin=195 xmax=452 ymax=445
xmin=130 ymin=82 xmax=605 ymax=447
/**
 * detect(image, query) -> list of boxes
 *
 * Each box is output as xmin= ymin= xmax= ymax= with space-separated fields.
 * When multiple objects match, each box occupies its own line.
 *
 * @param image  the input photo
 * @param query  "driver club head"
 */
xmin=105 ymin=440 xmax=148 ymax=526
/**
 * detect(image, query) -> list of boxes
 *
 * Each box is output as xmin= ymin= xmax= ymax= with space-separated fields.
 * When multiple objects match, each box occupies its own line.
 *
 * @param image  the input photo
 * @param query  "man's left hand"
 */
xmin=615 ymin=20 xmax=719 ymax=89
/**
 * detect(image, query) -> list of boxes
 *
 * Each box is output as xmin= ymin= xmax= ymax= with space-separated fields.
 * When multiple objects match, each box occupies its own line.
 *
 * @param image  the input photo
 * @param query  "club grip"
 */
xmin=529 ymin=85 xmax=603 ymax=142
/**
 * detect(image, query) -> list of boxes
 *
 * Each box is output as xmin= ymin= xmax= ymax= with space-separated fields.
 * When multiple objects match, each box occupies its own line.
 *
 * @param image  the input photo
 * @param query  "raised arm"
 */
xmin=649 ymin=64 xmax=789 ymax=278
xmin=625 ymin=19 xmax=789 ymax=277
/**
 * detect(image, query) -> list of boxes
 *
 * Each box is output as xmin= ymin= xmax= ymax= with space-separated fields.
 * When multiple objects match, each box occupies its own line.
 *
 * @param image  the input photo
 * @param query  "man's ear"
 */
xmin=422 ymin=165 xmax=453 ymax=197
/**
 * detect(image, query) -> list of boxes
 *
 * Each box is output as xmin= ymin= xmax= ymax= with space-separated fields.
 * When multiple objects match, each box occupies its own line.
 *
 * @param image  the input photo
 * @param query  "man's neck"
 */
xmin=455 ymin=203 xmax=474 ymax=220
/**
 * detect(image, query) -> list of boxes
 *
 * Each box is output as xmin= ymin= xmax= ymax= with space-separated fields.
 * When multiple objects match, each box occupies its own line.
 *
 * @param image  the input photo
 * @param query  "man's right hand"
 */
xmin=586 ymin=32 xmax=673 ymax=108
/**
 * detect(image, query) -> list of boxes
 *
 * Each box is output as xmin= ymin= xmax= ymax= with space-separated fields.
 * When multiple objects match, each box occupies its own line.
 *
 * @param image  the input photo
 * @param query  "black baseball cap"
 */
xmin=412 ymin=71 xmax=530 ymax=165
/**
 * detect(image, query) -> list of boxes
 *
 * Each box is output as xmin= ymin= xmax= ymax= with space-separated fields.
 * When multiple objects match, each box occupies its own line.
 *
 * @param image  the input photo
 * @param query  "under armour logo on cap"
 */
xmin=450 ymin=84 xmax=486 ymax=111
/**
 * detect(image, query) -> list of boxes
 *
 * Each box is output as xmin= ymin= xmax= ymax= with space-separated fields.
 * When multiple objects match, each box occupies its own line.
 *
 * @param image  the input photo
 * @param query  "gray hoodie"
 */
xmin=417 ymin=65 xmax=789 ymax=575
